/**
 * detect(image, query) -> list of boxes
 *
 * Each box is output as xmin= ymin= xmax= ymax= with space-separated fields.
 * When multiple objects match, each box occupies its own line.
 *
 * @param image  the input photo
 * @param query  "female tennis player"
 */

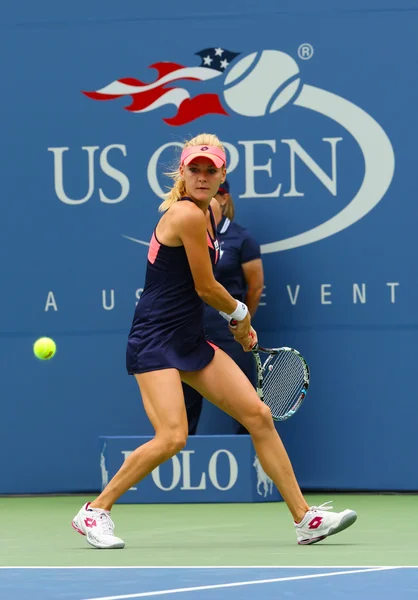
xmin=72 ymin=134 xmax=357 ymax=549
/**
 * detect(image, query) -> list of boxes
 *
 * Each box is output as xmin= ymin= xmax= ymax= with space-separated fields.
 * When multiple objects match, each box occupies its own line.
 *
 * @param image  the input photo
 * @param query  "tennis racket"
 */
xmin=219 ymin=311 xmax=310 ymax=421
xmin=251 ymin=344 xmax=310 ymax=421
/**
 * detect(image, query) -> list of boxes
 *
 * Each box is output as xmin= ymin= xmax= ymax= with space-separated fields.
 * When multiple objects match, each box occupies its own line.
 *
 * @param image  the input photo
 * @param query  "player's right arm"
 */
xmin=174 ymin=203 xmax=253 ymax=347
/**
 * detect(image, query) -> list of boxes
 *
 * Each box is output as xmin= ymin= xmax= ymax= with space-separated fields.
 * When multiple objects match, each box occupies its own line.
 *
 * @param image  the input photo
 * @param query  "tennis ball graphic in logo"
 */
xmin=223 ymin=50 xmax=301 ymax=117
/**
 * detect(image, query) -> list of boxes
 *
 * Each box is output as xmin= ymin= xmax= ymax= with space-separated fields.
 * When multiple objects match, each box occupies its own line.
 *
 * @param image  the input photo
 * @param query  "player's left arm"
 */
xmin=240 ymin=234 xmax=264 ymax=316
xmin=242 ymin=259 xmax=264 ymax=316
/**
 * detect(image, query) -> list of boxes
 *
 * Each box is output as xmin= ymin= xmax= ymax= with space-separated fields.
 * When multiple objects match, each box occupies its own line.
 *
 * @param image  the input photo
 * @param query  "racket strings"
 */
xmin=262 ymin=351 xmax=306 ymax=418
xmin=264 ymin=371 xmax=303 ymax=414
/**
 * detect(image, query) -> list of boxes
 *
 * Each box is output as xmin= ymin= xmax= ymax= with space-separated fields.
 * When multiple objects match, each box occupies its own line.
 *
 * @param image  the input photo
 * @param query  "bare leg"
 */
xmin=181 ymin=349 xmax=309 ymax=522
xmin=91 ymin=369 xmax=188 ymax=511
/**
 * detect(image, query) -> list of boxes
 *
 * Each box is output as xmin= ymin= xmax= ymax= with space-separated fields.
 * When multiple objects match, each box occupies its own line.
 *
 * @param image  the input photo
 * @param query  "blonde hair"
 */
xmin=220 ymin=192 xmax=235 ymax=221
xmin=159 ymin=133 xmax=225 ymax=212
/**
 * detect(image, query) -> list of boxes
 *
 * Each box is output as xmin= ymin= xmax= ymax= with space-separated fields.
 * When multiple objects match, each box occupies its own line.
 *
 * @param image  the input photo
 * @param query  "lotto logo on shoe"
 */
xmin=84 ymin=517 xmax=97 ymax=528
xmin=308 ymin=516 xmax=323 ymax=529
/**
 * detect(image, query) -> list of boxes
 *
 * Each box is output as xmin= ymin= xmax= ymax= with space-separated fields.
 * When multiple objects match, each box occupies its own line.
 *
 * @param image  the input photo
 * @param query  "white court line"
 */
xmin=1 ymin=565 xmax=417 ymax=569
xmin=82 ymin=567 xmax=401 ymax=600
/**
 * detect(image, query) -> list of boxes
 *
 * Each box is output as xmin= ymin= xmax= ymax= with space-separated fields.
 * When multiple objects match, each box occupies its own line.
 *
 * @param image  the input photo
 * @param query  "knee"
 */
xmin=156 ymin=429 xmax=187 ymax=458
xmin=245 ymin=402 xmax=274 ymax=434
xmin=169 ymin=431 xmax=188 ymax=455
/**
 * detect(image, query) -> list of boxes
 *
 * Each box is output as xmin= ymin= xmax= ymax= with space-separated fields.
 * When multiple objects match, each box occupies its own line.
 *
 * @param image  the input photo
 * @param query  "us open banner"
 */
xmin=1 ymin=0 xmax=417 ymax=494
xmin=100 ymin=436 xmax=283 ymax=503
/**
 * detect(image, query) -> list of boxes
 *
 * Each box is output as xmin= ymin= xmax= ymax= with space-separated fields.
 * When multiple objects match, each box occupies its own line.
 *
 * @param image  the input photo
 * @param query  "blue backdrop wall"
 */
xmin=1 ymin=0 xmax=417 ymax=493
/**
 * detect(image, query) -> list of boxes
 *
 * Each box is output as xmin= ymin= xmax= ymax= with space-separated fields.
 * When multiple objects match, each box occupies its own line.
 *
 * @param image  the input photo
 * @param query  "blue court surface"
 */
xmin=1 ymin=567 xmax=417 ymax=599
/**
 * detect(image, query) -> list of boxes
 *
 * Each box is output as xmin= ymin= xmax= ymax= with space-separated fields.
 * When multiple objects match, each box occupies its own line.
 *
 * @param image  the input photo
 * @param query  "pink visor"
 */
xmin=181 ymin=145 xmax=226 ymax=168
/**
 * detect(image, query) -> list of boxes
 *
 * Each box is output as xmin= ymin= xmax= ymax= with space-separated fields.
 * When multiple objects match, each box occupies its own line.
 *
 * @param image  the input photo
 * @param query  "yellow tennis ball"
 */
xmin=33 ymin=337 xmax=56 ymax=360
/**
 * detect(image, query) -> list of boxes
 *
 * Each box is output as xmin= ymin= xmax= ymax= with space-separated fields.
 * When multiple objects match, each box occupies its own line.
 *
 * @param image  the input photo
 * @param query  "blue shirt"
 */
xmin=204 ymin=216 xmax=261 ymax=345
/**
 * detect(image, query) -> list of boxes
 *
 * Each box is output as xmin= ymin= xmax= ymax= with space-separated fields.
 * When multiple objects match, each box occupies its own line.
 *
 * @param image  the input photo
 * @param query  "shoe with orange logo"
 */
xmin=71 ymin=502 xmax=125 ymax=549
xmin=295 ymin=501 xmax=357 ymax=545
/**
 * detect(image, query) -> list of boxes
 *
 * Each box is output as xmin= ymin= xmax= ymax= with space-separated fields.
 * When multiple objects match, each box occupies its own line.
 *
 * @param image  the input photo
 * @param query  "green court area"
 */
xmin=1 ymin=494 xmax=416 ymax=567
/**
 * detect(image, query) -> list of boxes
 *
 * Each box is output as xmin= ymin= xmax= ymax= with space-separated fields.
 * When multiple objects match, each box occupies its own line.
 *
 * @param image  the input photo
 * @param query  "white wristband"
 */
xmin=219 ymin=300 xmax=248 ymax=323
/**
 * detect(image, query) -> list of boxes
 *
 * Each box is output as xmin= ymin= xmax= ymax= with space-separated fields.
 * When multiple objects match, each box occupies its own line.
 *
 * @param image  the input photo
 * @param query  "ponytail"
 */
xmin=159 ymin=176 xmax=186 ymax=212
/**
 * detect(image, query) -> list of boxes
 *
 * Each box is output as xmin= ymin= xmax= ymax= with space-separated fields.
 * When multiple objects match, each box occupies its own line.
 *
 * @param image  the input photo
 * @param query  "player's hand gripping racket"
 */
xmin=219 ymin=312 xmax=310 ymax=421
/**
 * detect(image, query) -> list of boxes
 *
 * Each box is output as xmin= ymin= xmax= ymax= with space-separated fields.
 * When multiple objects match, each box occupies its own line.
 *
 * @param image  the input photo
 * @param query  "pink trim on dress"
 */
xmin=207 ymin=341 xmax=219 ymax=351
xmin=206 ymin=232 xmax=214 ymax=250
xmin=148 ymin=232 xmax=161 ymax=264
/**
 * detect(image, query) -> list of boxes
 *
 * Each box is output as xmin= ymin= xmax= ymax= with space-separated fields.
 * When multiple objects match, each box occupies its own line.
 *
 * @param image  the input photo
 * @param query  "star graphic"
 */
xmin=195 ymin=48 xmax=241 ymax=72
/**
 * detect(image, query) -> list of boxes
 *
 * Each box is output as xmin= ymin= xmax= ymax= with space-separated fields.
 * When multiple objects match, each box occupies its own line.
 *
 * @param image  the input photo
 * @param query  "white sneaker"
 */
xmin=71 ymin=502 xmax=125 ymax=549
xmin=295 ymin=501 xmax=357 ymax=545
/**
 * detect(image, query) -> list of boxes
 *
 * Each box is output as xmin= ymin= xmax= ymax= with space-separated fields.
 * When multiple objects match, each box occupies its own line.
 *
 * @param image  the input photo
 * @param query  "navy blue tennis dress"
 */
xmin=126 ymin=198 xmax=220 ymax=374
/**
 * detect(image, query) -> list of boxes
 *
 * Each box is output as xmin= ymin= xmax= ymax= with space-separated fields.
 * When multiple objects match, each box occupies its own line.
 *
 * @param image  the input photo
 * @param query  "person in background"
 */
xmin=184 ymin=179 xmax=264 ymax=435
